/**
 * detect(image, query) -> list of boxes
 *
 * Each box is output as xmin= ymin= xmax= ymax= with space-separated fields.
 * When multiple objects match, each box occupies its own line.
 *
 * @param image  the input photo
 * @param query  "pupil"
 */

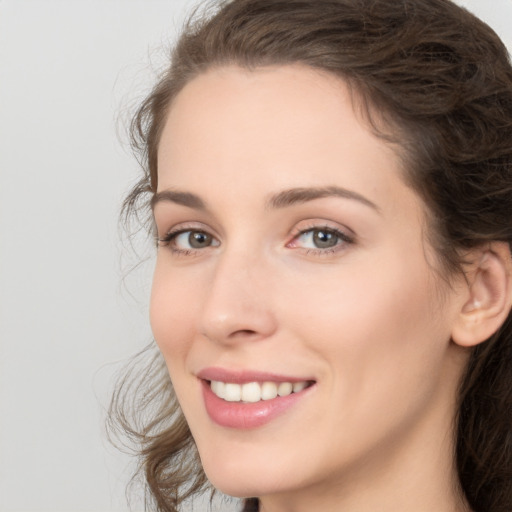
xmin=313 ymin=230 xmax=337 ymax=248
xmin=189 ymin=231 xmax=211 ymax=248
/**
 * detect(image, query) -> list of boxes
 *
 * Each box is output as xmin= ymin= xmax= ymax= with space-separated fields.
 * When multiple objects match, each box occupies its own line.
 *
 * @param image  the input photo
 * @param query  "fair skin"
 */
xmin=150 ymin=65 xmax=510 ymax=512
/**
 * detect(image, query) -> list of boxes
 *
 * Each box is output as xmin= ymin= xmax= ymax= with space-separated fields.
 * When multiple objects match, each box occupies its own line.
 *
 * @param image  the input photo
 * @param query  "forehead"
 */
xmin=157 ymin=65 xmax=420 ymax=219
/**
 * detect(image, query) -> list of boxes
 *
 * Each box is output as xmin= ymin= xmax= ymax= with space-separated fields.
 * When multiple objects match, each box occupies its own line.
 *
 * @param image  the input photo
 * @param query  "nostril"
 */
xmin=227 ymin=329 xmax=261 ymax=340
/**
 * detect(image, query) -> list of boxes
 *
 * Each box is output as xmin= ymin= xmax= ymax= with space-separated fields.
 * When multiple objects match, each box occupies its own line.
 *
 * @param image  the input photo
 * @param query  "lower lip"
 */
xmin=202 ymin=380 xmax=314 ymax=429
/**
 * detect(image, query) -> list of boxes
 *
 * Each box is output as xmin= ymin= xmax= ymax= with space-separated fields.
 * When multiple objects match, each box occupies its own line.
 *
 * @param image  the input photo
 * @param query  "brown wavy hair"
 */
xmin=109 ymin=1 xmax=512 ymax=511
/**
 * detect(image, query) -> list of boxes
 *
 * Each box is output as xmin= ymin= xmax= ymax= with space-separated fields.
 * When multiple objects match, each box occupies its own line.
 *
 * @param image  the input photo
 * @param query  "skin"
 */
xmin=150 ymin=65 xmax=474 ymax=512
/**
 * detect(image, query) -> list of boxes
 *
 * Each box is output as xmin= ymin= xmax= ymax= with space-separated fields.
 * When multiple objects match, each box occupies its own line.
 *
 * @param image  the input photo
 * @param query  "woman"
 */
xmin=110 ymin=1 xmax=512 ymax=511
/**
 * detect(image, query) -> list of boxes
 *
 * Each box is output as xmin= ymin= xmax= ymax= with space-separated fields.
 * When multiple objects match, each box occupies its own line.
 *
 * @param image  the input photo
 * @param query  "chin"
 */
xmin=200 ymin=451 xmax=308 ymax=500
xmin=202 ymin=461 xmax=267 ymax=497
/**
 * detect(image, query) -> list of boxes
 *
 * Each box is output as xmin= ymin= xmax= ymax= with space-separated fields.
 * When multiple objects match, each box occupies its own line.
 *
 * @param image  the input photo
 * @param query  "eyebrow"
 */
xmin=267 ymin=186 xmax=380 ymax=212
xmin=151 ymin=190 xmax=206 ymax=210
xmin=151 ymin=185 xmax=379 ymax=213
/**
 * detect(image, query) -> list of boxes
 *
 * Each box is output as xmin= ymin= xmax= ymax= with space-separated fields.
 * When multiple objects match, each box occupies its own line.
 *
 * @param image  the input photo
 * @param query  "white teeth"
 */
xmin=277 ymin=382 xmax=293 ymax=397
xmin=224 ymin=383 xmax=242 ymax=402
xmin=261 ymin=381 xmax=278 ymax=400
xmin=241 ymin=382 xmax=261 ymax=403
xmin=210 ymin=380 xmax=309 ymax=402
xmin=293 ymin=381 xmax=307 ymax=393
xmin=211 ymin=380 xmax=225 ymax=399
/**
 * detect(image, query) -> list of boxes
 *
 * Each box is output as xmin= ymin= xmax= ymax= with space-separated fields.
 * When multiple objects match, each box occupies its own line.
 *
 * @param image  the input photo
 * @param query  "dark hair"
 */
xmin=110 ymin=1 xmax=512 ymax=511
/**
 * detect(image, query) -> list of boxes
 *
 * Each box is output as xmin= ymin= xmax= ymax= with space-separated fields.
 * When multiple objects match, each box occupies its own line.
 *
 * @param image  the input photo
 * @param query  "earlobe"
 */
xmin=451 ymin=242 xmax=512 ymax=347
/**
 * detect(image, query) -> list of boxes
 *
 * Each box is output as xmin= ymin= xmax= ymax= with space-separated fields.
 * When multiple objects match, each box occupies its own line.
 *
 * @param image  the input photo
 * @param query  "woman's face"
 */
xmin=151 ymin=66 xmax=467 ymax=504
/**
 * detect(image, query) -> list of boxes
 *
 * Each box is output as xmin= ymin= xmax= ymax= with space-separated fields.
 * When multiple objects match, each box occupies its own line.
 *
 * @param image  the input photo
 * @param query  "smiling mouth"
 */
xmin=208 ymin=380 xmax=314 ymax=403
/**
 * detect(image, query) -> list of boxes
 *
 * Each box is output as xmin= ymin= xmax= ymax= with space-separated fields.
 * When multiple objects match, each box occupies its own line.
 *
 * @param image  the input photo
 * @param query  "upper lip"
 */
xmin=197 ymin=367 xmax=315 ymax=384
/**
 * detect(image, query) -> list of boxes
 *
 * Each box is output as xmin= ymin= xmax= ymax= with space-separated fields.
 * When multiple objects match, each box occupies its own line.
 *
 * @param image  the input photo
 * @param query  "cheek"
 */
xmin=274 ymin=253 xmax=454 ymax=470
xmin=149 ymin=262 xmax=200 ymax=366
xmin=289 ymin=249 xmax=450 ymax=399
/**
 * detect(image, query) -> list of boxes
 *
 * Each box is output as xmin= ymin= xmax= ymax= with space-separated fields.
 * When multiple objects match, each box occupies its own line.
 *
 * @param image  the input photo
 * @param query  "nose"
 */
xmin=198 ymin=249 xmax=278 ymax=345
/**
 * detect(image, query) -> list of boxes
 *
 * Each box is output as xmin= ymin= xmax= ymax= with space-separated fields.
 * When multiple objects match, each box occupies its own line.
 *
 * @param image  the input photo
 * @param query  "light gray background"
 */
xmin=1 ymin=1 xmax=511 ymax=511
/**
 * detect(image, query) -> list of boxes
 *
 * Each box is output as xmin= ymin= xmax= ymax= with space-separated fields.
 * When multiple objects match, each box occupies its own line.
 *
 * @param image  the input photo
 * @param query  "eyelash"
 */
xmin=157 ymin=224 xmax=354 ymax=256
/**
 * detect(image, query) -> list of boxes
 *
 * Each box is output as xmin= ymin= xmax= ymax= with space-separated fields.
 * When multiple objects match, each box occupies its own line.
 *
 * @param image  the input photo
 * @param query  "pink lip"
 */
xmin=197 ymin=367 xmax=316 ymax=429
xmin=197 ymin=367 xmax=312 ymax=384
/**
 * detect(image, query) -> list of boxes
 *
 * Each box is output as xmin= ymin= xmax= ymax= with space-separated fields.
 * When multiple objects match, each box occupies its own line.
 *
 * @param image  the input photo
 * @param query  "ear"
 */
xmin=451 ymin=242 xmax=512 ymax=347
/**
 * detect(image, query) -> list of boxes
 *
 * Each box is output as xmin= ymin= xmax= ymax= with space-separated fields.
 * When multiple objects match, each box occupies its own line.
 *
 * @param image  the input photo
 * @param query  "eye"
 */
xmin=288 ymin=226 xmax=353 ymax=253
xmin=298 ymin=229 xmax=339 ymax=249
xmin=158 ymin=229 xmax=220 ymax=253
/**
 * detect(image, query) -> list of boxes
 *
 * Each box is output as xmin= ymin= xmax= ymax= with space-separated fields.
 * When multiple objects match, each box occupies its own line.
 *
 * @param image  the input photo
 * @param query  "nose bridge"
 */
xmin=199 ymin=243 xmax=276 ymax=344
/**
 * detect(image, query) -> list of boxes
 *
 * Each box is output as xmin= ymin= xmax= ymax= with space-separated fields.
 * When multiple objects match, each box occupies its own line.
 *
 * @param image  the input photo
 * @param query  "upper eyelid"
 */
xmin=291 ymin=219 xmax=355 ymax=237
xmin=158 ymin=226 xmax=217 ymax=243
xmin=157 ymin=221 xmax=215 ymax=237
xmin=291 ymin=226 xmax=353 ymax=244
